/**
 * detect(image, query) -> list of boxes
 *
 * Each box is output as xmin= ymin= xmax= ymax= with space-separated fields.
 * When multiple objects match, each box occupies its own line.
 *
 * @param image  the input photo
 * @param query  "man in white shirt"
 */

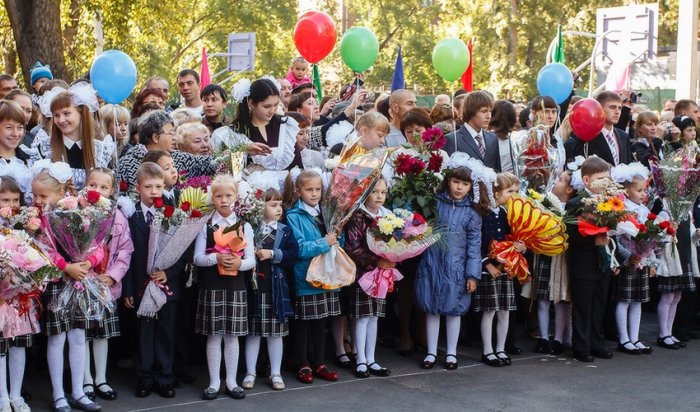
xmin=177 ymin=69 xmax=203 ymax=115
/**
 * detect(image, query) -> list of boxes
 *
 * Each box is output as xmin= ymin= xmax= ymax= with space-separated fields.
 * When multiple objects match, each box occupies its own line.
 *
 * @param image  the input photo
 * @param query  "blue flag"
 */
xmin=391 ymin=46 xmax=404 ymax=91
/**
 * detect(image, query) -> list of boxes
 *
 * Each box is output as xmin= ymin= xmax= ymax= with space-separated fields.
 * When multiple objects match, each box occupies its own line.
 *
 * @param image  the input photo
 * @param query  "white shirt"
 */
xmin=162 ymin=188 xmax=175 ymax=202
xmin=140 ymin=202 xmax=156 ymax=224
xmin=63 ymin=136 xmax=83 ymax=150
xmin=498 ymin=137 xmax=514 ymax=173
xmin=302 ymin=202 xmax=320 ymax=217
xmin=601 ymin=126 xmax=619 ymax=164
xmin=464 ymin=123 xmax=483 ymax=139
xmin=360 ymin=205 xmax=390 ymax=218
xmin=192 ymin=211 xmax=255 ymax=270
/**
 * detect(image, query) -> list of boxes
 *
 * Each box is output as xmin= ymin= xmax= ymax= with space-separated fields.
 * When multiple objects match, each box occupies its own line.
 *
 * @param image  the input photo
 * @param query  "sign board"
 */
xmin=227 ymin=32 xmax=256 ymax=72
xmin=595 ymin=4 xmax=658 ymax=65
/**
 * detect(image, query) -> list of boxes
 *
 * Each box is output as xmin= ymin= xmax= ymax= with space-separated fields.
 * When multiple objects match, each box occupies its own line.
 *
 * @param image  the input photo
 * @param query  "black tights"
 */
xmin=294 ymin=318 xmax=326 ymax=367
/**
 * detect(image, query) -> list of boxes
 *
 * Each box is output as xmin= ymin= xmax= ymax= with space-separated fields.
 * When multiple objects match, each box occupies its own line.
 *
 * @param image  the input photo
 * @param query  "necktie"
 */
xmin=605 ymin=131 xmax=619 ymax=165
xmin=475 ymin=133 xmax=486 ymax=158
xmin=146 ymin=210 xmax=154 ymax=226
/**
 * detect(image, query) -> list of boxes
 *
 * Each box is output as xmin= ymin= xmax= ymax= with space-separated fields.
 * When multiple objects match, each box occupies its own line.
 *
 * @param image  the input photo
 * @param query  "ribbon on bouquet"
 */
xmin=489 ymin=238 xmax=530 ymax=283
xmin=357 ymin=267 xmax=404 ymax=299
xmin=15 ymin=290 xmax=42 ymax=319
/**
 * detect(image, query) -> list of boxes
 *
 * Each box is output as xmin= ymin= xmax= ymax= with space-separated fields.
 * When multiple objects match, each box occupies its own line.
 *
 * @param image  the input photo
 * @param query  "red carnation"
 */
xmin=163 ymin=205 xmax=175 ymax=218
xmin=394 ymin=153 xmax=413 ymax=176
xmin=428 ymin=152 xmax=443 ymax=172
xmin=119 ymin=180 xmax=128 ymax=192
xmin=153 ymin=197 xmax=164 ymax=209
xmin=658 ymin=221 xmax=670 ymax=230
xmin=647 ymin=213 xmax=657 ymax=221
xmin=86 ymin=190 xmax=101 ymax=205
xmin=409 ymin=158 xmax=426 ymax=174
xmin=180 ymin=202 xmax=191 ymax=212
xmin=639 ymin=224 xmax=647 ymax=233
xmin=190 ymin=209 xmax=203 ymax=218
xmin=412 ymin=213 xmax=426 ymax=225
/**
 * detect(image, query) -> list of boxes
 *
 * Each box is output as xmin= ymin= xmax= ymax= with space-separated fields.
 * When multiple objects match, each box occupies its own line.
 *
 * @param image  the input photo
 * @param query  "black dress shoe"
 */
xmin=505 ymin=345 xmax=522 ymax=355
xmin=226 ymin=386 xmax=246 ymax=400
xmin=495 ymin=351 xmax=512 ymax=366
xmin=444 ymin=355 xmax=458 ymax=370
xmin=95 ymin=383 xmax=117 ymax=401
xmin=157 ymin=384 xmax=175 ymax=398
xmin=368 ymin=362 xmax=391 ymax=376
xmin=573 ymin=353 xmax=594 ymax=362
xmin=534 ymin=339 xmax=552 ymax=354
xmin=617 ymin=342 xmax=641 ymax=355
xmin=83 ymin=384 xmax=96 ymax=402
xmin=591 ymin=349 xmax=614 ymax=359
xmin=657 ymin=336 xmax=679 ymax=349
xmin=633 ymin=342 xmax=654 ymax=354
xmin=421 ymin=353 xmax=436 ymax=369
xmin=481 ymin=353 xmax=504 ymax=367
xmin=135 ymin=383 xmax=152 ymax=398
xmin=202 ymin=387 xmax=219 ymax=400
xmin=550 ymin=340 xmax=564 ymax=355
xmin=353 ymin=363 xmax=370 ymax=378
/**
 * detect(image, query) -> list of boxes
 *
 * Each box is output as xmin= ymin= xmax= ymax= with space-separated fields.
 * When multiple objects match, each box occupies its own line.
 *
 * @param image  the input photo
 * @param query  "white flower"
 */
xmin=232 ymin=78 xmax=252 ymax=104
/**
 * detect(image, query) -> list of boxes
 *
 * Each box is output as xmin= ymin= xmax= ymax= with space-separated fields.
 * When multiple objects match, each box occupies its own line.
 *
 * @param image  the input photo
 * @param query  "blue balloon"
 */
xmin=90 ymin=50 xmax=137 ymax=104
xmin=536 ymin=63 xmax=573 ymax=104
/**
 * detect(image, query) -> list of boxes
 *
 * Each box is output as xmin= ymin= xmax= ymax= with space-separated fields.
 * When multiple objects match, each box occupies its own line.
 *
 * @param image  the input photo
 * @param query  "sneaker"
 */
xmin=241 ymin=374 xmax=256 ymax=390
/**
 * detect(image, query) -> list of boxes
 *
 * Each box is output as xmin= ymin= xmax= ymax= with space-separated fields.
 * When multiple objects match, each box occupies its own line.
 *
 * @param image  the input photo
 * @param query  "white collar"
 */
xmin=263 ymin=220 xmax=278 ymax=230
xmin=140 ymin=202 xmax=156 ymax=215
xmin=212 ymin=211 xmax=238 ymax=227
xmin=601 ymin=126 xmax=614 ymax=137
xmin=162 ymin=188 xmax=174 ymax=198
xmin=302 ymin=201 xmax=320 ymax=217
xmin=465 ymin=123 xmax=483 ymax=138
xmin=63 ymin=136 xmax=83 ymax=149
xmin=360 ymin=204 xmax=389 ymax=218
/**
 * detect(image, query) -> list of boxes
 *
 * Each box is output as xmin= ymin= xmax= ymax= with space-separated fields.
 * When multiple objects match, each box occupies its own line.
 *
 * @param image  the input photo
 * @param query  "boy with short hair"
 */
xmin=123 ymin=162 xmax=187 ymax=399
xmin=200 ymin=84 xmax=229 ymax=133
xmin=565 ymin=157 xmax=616 ymax=363
xmin=142 ymin=151 xmax=179 ymax=206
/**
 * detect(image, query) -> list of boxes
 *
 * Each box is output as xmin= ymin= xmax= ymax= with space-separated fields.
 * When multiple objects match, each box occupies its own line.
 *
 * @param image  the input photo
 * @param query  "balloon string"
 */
xmin=584 ymin=141 xmax=589 ymax=158
xmin=450 ymin=82 xmax=456 ymax=134
xmin=112 ymin=105 xmax=118 ymax=167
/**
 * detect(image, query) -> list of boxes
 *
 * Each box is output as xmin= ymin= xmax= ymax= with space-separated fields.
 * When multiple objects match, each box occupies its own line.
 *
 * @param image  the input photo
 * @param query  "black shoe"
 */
xmin=67 ymin=394 xmax=102 ymax=412
xmin=202 ymin=387 xmax=219 ymax=400
xmin=671 ymin=336 xmax=687 ymax=348
xmin=95 ymin=383 xmax=117 ymax=401
xmin=226 ymin=386 xmax=246 ymax=400
xmin=534 ymin=339 xmax=552 ymax=354
xmin=135 ymin=383 xmax=152 ymax=398
xmin=335 ymin=353 xmax=353 ymax=369
xmin=353 ymin=363 xmax=370 ymax=378
xmin=156 ymin=384 xmax=175 ymax=398
xmin=591 ymin=349 xmax=614 ymax=359
xmin=505 ymin=345 xmax=522 ymax=355
xmin=633 ymin=341 xmax=654 ymax=354
xmin=481 ymin=353 xmax=504 ymax=367
xmin=495 ymin=351 xmax=512 ymax=366
xmin=617 ymin=341 xmax=641 ymax=355
xmin=421 ymin=353 xmax=436 ymax=369
xmin=368 ymin=362 xmax=391 ymax=376
xmin=573 ymin=352 xmax=594 ymax=362
xmin=550 ymin=340 xmax=564 ymax=355
xmin=83 ymin=383 xmax=96 ymax=402
xmin=444 ymin=355 xmax=458 ymax=370
xmin=657 ymin=336 xmax=679 ymax=349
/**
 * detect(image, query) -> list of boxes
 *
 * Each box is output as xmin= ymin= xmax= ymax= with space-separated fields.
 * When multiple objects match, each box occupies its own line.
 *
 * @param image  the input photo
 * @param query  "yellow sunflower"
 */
xmin=607 ymin=197 xmax=625 ymax=212
xmin=597 ymin=202 xmax=612 ymax=212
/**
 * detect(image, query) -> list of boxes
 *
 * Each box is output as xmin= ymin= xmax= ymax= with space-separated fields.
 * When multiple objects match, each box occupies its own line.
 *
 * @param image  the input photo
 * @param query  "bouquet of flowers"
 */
xmin=0 ymin=206 xmax=42 ymax=235
xmin=232 ymin=186 xmax=265 ymax=228
xmin=214 ymin=142 xmax=248 ymax=177
xmin=516 ymin=125 xmax=560 ymax=192
xmin=0 ymin=229 xmax=59 ymax=338
xmin=177 ymin=173 xmax=212 ymax=192
xmin=577 ymin=179 xmax=639 ymax=237
xmin=138 ymin=191 xmax=211 ymax=317
xmin=618 ymin=212 xmax=674 ymax=269
xmin=650 ymin=145 xmax=700 ymax=223
xmin=526 ymin=189 xmax=565 ymax=217
xmin=44 ymin=191 xmax=116 ymax=322
xmin=388 ymin=128 xmax=448 ymax=220
xmin=306 ymin=143 xmax=390 ymax=290
xmin=489 ymin=195 xmax=569 ymax=283
xmin=357 ymin=209 xmax=441 ymax=298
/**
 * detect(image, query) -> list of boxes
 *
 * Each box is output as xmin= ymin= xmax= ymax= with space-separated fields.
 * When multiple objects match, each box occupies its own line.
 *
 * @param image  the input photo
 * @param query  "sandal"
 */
xmin=421 ymin=353 xmax=437 ymax=369
xmin=241 ymin=374 xmax=256 ymax=389
xmin=368 ymin=362 xmax=391 ymax=376
xmin=353 ymin=363 xmax=370 ymax=379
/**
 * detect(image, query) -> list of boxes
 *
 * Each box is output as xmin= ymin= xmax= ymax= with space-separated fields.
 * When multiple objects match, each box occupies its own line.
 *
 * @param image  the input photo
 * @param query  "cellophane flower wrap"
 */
xmin=0 ymin=206 xmax=43 ymax=235
xmin=516 ymin=125 xmax=560 ymax=192
xmin=0 ymin=229 xmax=60 ymax=338
xmin=44 ymin=191 xmax=116 ymax=322
xmin=388 ymin=128 xmax=448 ymax=220
xmin=358 ymin=209 xmax=441 ymax=299
xmin=306 ymin=142 xmax=389 ymax=290
xmin=650 ymin=145 xmax=700 ymax=223
xmin=489 ymin=195 xmax=569 ymax=283
xmin=139 ymin=190 xmax=211 ymax=318
xmin=577 ymin=178 xmax=638 ymax=237
xmin=618 ymin=212 xmax=673 ymax=269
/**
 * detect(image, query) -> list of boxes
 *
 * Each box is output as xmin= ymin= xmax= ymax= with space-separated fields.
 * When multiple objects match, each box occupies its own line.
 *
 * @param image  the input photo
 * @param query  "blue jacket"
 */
xmin=415 ymin=192 xmax=482 ymax=316
xmin=285 ymin=200 xmax=344 ymax=297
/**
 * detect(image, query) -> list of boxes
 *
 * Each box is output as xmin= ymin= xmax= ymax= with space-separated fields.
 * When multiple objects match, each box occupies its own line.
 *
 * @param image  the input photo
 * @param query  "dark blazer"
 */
xmin=123 ymin=203 xmax=187 ymax=301
xmin=444 ymin=125 xmax=502 ymax=172
xmin=631 ymin=139 xmax=663 ymax=168
xmin=565 ymin=195 xmax=611 ymax=281
xmin=565 ymin=127 xmax=632 ymax=166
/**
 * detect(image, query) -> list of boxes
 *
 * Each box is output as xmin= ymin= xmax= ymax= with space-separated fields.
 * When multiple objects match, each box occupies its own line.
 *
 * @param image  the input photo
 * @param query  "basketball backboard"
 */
xmin=596 ymin=3 xmax=658 ymax=65
xmin=227 ymin=32 xmax=256 ymax=72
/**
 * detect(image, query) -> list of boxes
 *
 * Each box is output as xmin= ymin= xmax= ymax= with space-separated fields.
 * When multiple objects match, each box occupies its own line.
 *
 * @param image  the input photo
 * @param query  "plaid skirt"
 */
xmin=295 ymin=291 xmax=341 ymax=320
xmin=86 ymin=307 xmax=121 ymax=339
xmin=658 ymin=274 xmax=698 ymax=294
xmin=195 ymin=289 xmax=248 ymax=336
xmin=617 ymin=268 xmax=650 ymax=303
xmin=349 ymin=285 xmax=386 ymax=319
xmin=249 ymin=292 xmax=289 ymax=338
xmin=42 ymin=280 xmax=90 ymax=335
xmin=533 ymin=256 xmax=552 ymax=302
xmin=473 ymin=274 xmax=516 ymax=312
xmin=0 ymin=335 xmax=33 ymax=355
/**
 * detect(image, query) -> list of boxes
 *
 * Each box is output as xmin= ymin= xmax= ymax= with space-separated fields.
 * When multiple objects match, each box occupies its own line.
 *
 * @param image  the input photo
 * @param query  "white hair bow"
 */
xmin=38 ymin=82 xmax=99 ymax=118
xmin=31 ymin=159 xmax=73 ymax=183
xmin=261 ymin=75 xmax=281 ymax=93
xmin=232 ymin=78 xmax=252 ymax=104
xmin=611 ymin=162 xmax=649 ymax=184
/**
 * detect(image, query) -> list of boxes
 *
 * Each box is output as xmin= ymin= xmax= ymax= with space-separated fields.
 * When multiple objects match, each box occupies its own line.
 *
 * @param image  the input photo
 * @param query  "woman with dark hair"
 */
xmin=288 ymin=92 xmax=320 ymax=125
xmin=400 ymin=108 xmax=432 ymax=144
xmin=489 ymin=100 xmax=517 ymax=173
xmin=130 ymin=88 xmax=167 ymax=119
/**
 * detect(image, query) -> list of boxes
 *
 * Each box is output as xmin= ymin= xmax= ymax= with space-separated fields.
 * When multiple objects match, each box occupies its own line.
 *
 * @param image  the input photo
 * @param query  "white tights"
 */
xmin=245 ymin=335 xmax=284 ymax=376
xmin=354 ymin=316 xmax=381 ymax=370
xmin=616 ymin=302 xmax=642 ymax=346
xmin=480 ymin=310 xmax=509 ymax=354
xmin=84 ymin=338 xmax=112 ymax=391
xmin=48 ymin=329 xmax=88 ymax=407
xmin=425 ymin=314 xmax=461 ymax=360
xmin=206 ymin=335 xmax=240 ymax=390
xmin=537 ymin=300 xmax=568 ymax=342
xmin=658 ymin=291 xmax=682 ymax=338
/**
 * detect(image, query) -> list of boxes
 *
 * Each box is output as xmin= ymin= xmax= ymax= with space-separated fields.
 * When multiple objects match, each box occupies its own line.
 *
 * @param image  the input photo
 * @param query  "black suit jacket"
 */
xmin=444 ymin=125 xmax=502 ymax=172
xmin=123 ymin=203 xmax=187 ymax=301
xmin=565 ymin=195 xmax=610 ymax=281
xmin=565 ymin=127 xmax=632 ymax=166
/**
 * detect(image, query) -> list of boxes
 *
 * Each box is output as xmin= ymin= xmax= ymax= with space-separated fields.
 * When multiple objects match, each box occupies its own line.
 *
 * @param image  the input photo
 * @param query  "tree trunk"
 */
xmin=1 ymin=33 xmax=16 ymax=75
xmin=508 ymin=0 xmax=518 ymax=73
xmin=3 ymin=0 xmax=66 ymax=89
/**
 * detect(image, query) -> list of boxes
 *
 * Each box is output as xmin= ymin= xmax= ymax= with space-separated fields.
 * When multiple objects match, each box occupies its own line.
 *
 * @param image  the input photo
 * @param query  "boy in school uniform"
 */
xmin=123 ymin=162 xmax=188 ymax=398
xmin=565 ymin=157 xmax=617 ymax=363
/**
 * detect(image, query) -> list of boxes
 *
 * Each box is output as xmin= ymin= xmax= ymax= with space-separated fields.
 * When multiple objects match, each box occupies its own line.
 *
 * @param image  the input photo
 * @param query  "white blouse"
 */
xmin=193 ymin=212 xmax=255 ymax=271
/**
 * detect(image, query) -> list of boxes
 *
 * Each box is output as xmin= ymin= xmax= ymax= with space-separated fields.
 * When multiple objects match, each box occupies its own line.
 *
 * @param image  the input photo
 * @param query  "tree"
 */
xmin=3 ymin=0 xmax=67 ymax=88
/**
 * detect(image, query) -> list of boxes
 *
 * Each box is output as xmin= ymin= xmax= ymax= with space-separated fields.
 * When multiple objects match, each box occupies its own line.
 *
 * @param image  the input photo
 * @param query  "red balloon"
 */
xmin=293 ymin=11 xmax=337 ymax=64
xmin=569 ymin=98 xmax=605 ymax=142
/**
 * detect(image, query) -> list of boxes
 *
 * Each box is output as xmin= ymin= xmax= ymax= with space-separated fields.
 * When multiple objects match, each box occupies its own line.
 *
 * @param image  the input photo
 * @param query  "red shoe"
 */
xmin=313 ymin=364 xmax=339 ymax=381
xmin=297 ymin=366 xmax=314 ymax=384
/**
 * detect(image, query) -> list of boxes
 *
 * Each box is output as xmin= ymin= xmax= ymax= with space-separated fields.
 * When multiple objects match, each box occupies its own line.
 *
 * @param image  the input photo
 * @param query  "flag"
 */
xmin=553 ymin=25 xmax=565 ymax=64
xmin=461 ymin=38 xmax=473 ymax=92
xmin=312 ymin=64 xmax=323 ymax=103
xmin=605 ymin=62 xmax=631 ymax=92
xmin=391 ymin=46 xmax=405 ymax=91
xmin=200 ymin=47 xmax=211 ymax=88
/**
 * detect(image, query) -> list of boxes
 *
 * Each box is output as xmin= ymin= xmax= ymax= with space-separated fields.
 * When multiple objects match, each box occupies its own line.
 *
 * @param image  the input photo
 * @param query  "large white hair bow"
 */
xmin=38 ymin=82 xmax=99 ymax=118
xmin=31 ymin=159 xmax=73 ymax=183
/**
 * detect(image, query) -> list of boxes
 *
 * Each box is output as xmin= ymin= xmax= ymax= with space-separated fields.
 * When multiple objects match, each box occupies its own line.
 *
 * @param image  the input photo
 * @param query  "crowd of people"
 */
xmin=0 ymin=55 xmax=700 ymax=412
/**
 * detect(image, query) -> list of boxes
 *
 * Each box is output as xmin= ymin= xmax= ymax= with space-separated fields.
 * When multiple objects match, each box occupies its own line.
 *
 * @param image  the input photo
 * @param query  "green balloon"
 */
xmin=432 ymin=37 xmax=470 ymax=82
xmin=340 ymin=27 xmax=379 ymax=73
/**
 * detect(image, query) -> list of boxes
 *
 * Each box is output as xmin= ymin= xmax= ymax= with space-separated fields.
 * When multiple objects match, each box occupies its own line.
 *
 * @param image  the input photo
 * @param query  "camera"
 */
xmin=629 ymin=91 xmax=643 ymax=104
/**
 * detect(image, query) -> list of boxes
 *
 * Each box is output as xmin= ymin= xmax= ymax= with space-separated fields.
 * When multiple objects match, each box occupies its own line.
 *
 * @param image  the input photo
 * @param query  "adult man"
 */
xmin=444 ymin=90 xmax=501 ymax=171
xmin=201 ymin=84 xmax=229 ymax=133
xmin=277 ymin=78 xmax=293 ymax=111
xmin=176 ymin=69 xmax=203 ymax=114
xmin=663 ymin=99 xmax=677 ymax=113
xmin=433 ymin=94 xmax=451 ymax=106
xmin=565 ymin=91 xmax=632 ymax=166
xmin=386 ymin=89 xmax=417 ymax=147
xmin=143 ymin=76 xmax=170 ymax=101
xmin=0 ymin=74 xmax=18 ymax=99
xmin=674 ymin=99 xmax=700 ymax=124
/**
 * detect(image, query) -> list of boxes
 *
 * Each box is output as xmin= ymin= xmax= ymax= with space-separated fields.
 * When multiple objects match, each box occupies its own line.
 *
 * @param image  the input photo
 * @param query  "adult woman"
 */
xmin=289 ymin=92 xmax=321 ymax=125
xmin=176 ymin=122 xmax=211 ymax=156
xmin=632 ymin=111 xmax=663 ymax=167
xmin=130 ymin=88 xmax=167 ymax=118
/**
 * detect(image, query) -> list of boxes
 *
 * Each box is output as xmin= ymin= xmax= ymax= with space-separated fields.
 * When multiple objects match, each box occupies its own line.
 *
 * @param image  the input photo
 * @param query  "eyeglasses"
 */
xmin=160 ymin=130 xmax=175 ymax=136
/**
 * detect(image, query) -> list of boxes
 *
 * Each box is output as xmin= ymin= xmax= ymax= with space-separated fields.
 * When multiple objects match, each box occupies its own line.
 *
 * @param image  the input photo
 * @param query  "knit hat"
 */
xmin=30 ymin=61 xmax=53 ymax=86
xmin=673 ymin=115 xmax=695 ymax=131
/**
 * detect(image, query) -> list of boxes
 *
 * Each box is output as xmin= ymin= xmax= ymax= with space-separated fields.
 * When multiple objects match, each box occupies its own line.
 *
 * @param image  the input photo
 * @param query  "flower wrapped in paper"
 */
xmin=618 ymin=213 xmax=672 ymax=269
xmin=357 ymin=210 xmax=441 ymax=299
xmin=650 ymin=145 xmax=700 ymax=223
xmin=208 ymin=225 xmax=247 ymax=276
xmin=44 ymin=192 xmax=116 ymax=322
xmin=489 ymin=195 xmax=569 ymax=283
xmin=515 ymin=125 xmax=561 ymax=192
xmin=306 ymin=144 xmax=390 ymax=290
